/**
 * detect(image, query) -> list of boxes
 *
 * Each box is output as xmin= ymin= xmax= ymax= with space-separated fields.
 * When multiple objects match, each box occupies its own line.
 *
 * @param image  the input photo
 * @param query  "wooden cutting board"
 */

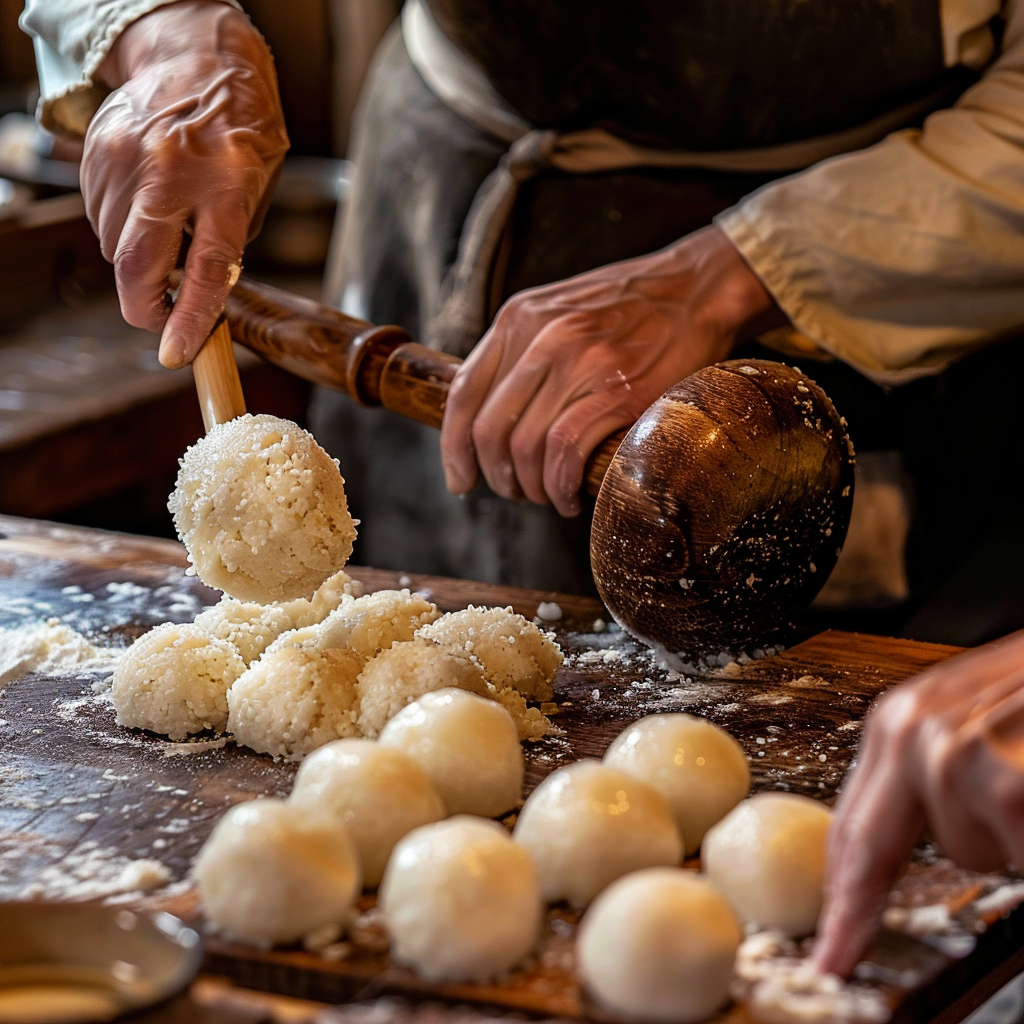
xmin=1 ymin=513 xmax=1022 ymax=1024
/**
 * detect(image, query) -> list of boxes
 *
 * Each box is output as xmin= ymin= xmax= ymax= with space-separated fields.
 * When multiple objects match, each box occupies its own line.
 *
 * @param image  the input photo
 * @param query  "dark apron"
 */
xmin=312 ymin=9 xmax=1021 ymax=644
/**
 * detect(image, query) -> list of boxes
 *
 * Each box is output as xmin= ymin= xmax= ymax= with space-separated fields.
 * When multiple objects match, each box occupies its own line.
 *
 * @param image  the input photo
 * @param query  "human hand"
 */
xmin=82 ymin=0 xmax=289 ymax=368
xmin=438 ymin=226 xmax=784 ymax=517
xmin=815 ymin=629 xmax=1024 ymax=977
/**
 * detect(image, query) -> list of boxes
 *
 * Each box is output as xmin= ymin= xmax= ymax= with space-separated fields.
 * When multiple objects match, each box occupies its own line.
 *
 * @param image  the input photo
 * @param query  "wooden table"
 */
xmin=1 ymin=514 xmax=1022 ymax=1024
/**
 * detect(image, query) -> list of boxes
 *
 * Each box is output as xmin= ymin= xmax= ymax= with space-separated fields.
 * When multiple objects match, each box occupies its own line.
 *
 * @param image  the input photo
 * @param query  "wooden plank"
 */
xmin=1 ymin=514 xmax=1020 ymax=1024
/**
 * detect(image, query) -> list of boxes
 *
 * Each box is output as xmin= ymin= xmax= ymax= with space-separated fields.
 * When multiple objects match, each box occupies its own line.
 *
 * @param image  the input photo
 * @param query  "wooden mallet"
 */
xmin=221 ymin=277 xmax=855 ymax=656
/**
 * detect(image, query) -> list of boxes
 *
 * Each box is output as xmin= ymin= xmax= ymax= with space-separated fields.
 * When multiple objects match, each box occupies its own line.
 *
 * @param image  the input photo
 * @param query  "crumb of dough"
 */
xmin=194 ymin=570 xmax=359 ymax=665
xmin=418 ymin=605 xmax=562 ymax=702
xmin=356 ymin=638 xmax=490 ymax=738
xmin=111 ymin=623 xmax=245 ymax=740
xmin=168 ymin=414 xmax=357 ymax=603
xmin=489 ymin=684 xmax=553 ymax=741
xmin=0 ymin=618 xmax=118 ymax=687
xmin=228 ymin=646 xmax=362 ymax=757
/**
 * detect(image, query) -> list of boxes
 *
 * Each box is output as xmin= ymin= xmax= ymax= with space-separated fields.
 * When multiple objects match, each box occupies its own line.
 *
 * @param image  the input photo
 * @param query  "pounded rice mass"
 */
xmin=419 ymin=606 xmax=562 ymax=701
xmin=272 ymin=589 xmax=439 ymax=663
xmin=169 ymin=414 xmax=357 ymax=603
xmin=111 ymin=622 xmax=246 ymax=740
xmin=194 ymin=571 xmax=359 ymax=665
xmin=356 ymin=638 xmax=490 ymax=738
xmin=228 ymin=646 xmax=362 ymax=757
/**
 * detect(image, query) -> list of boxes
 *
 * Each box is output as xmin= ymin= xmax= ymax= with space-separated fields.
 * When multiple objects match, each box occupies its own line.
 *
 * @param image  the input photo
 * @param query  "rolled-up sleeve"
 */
xmin=717 ymin=1 xmax=1024 ymax=383
xmin=20 ymin=0 xmax=241 ymax=139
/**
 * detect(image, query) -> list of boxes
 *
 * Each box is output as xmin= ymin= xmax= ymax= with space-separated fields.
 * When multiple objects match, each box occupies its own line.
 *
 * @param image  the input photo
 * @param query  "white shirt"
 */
xmin=21 ymin=0 xmax=1021 ymax=383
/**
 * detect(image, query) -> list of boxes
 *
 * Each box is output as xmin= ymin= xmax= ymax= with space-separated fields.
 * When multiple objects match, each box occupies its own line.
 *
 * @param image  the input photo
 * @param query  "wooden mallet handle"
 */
xmin=192 ymin=316 xmax=247 ymax=431
xmin=223 ymin=277 xmax=624 ymax=495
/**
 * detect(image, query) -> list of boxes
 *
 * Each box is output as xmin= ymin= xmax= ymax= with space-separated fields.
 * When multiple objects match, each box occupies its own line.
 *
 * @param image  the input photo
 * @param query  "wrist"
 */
xmin=96 ymin=1 xmax=258 ymax=89
xmin=670 ymin=226 xmax=788 ymax=355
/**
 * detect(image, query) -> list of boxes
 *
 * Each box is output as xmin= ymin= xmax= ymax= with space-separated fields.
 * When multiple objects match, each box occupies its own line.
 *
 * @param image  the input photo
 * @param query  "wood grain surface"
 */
xmin=1 ymin=514 xmax=1023 ymax=1024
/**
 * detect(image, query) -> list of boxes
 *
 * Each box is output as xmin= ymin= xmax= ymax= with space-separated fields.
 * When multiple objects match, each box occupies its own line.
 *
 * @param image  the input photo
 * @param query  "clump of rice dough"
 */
xmin=419 ymin=606 xmax=562 ymax=701
xmin=112 ymin=623 xmax=245 ymax=740
xmin=271 ymin=589 xmax=439 ymax=663
xmin=169 ymin=413 xmax=357 ymax=604
xmin=356 ymin=638 xmax=490 ymax=738
xmin=195 ymin=571 xmax=359 ymax=665
xmin=228 ymin=646 xmax=362 ymax=757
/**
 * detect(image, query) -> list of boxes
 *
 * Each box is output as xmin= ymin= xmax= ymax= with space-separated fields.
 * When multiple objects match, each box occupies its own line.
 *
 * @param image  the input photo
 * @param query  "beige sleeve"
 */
xmin=716 ymin=1 xmax=1024 ymax=384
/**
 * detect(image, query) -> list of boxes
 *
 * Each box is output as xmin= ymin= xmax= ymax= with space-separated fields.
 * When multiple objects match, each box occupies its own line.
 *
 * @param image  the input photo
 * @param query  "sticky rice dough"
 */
xmin=228 ymin=646 xmax=363 ymax=757
xmin=111 ymin=622 xmax=245 ymax=740
xmin=418 ymin=606 xmax=562 ymax=701
xmin=604 ymin=714 xmax=749 ymax=855
xmin=194 ymin=570 xmax=358 ymax=665
xmin=194 ymin=798 xmax=360 ymax=946
xmin=270 ymin=589 xmax=439 ymax=663
xmin=356 ymin=638 xmax=490 ymax=738
xmin=513 ymin=760 xmax=682 ymax=908
xmin=169 ymin=413 xmax=357 ymax=603
xmin=290 ymin=739 xmax=445 ymax=887
xmin=702 ymin=792 xmax=833 ymax=936
xmin=380 ymin=817 xmax=542 ymax=982
xmin=578 ymin=868 xmax=742 ymax=1024
xmin=379 ymin=688 xmax=524 ymax=818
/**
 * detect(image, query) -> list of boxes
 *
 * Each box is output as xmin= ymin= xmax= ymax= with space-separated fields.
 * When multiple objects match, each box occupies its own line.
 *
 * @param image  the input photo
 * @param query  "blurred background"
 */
xmin=0 ymin=0 xmax=398 ymax=538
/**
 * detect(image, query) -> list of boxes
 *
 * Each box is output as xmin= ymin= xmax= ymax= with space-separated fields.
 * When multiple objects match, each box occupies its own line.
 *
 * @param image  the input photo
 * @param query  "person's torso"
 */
xmin=425 ymin=0 xmax=955 ymax=149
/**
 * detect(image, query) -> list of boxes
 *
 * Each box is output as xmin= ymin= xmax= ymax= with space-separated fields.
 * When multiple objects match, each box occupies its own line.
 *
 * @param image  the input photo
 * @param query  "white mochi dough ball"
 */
xmin=578 ymin=868 xmax=742 ymax=1023
xmin=380 ymin=816 xmax=542 ymax=982
xmin=112 ymin=622 xmax=245 ymax=740
xmin=194 ymin=798 xmax=360 ymax=946
xmin=227 ymin=646 xmax=362 ymax=757
xmin=169 ymin=413 xmax=357 ymax=603
xmin=604 ymin=714 xmax=750 ymax=855
xmin=310 ymin=589 xmax=440 ymax=661
xmin=378 ymin=688 xmax=524 ymax=818
xmin=702 ymin=792 xmax=833 ymax=936
xmin=513 ymin=760 xmax=682 ymax=908
xmin=194 ymin=596 xmax=302 ymax=666
xmin=356 ymin=638 xmax=490 ymax=737
xmin=418 ymin=605 xmax=562 ymax=701
xmin=290 ymin=739 xmax=445 ymax=886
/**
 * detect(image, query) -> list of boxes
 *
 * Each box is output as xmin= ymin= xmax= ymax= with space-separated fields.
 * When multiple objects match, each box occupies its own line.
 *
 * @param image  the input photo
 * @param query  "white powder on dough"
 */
xmin=732 ymin=931 xmax=890 ymax=1024
xmin=19 ymin=842 xmax=171 ymax=901
xmin=0 ymin=618 xmax=119 ymax=688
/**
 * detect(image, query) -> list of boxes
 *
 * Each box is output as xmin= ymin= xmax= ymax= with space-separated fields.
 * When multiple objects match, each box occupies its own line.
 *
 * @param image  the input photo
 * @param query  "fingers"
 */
xmin=440 ymin=339 xmax=505 ymax=496
xmin=113 ymin=198 xmax=188 ymax=334
xmin=814 ymin=759 xmax=923 ymax=977
xmin=159 ymin=206 xmax=247 ymax=368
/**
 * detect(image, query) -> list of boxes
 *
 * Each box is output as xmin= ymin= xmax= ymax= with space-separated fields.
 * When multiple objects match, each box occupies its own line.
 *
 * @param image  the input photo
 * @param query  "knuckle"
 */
xmin=471 ymin=417 xmax=500 ymax=457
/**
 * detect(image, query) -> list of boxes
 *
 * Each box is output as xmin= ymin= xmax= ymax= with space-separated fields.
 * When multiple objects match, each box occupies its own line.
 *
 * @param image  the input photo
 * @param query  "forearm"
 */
xmin=716 ymin=3 xmax=1024 ymax=384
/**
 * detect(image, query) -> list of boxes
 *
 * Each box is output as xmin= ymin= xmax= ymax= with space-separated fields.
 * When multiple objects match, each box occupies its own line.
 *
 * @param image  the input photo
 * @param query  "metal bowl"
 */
xmin=0 ymin=903 xmax=202 ymax=1023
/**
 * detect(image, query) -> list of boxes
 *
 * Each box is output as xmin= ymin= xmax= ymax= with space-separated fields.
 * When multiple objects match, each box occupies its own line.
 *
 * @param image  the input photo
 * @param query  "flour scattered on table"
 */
xmin=0 ymin=618 xmax=120 ymax=687
xmin=19 ymin=841 xmax=171 ymax=900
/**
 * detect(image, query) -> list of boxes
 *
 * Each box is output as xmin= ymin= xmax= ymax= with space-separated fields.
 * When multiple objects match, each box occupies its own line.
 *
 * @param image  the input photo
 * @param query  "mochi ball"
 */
xmin=193 ymin=798 xmax=360 ymax=946
xmin=169 ymin=413 xmax=357 ymax=603
xmin=227 ymin=646 xmax=362 ymax=757
xmin=111 ymin=622 xmax=245 ymax=740
xmin=702 ymin=792 xmax=833 ymax=936
xmin=380 ymin=816 xmax=542 ymax=982
xmin=290 ymin=739 xmax=445 ymax=886
xmin=194 ymin=596 xmax=303 ymax=666
xmin=604 ymin=714 xmax=750 ymax=855
xmin=513 ymin=760 xmax=682 ymax=908
xmin=418 ymin=606 xmax=562 ymax=701
xmin=356 ymin=638 xmax=490 ymax=737
xmin=379 ymin=688 xmax=523 ymax=818
xmin=310 ymin=589 xmax=440 ymax=661
xmin=578 ymin=868 xmax=742 ymax=1024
